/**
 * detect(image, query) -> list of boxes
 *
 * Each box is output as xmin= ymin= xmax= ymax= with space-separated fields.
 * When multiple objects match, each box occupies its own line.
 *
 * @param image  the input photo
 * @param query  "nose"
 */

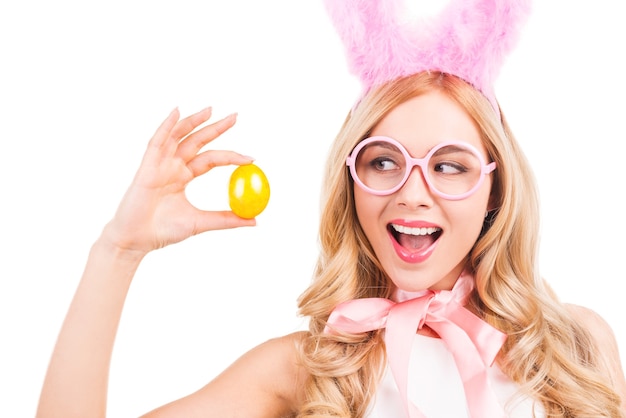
xmin=395 ymin=166 xmax=434 ymax=209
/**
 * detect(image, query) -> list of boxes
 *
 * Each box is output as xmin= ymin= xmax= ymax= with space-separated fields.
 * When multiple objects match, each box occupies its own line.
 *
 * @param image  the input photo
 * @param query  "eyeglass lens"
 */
xmin=353 ymin=140 xmax=485 ymax=196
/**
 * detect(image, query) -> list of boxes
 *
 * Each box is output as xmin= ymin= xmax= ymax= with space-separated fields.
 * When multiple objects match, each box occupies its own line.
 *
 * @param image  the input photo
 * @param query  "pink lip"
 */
xmin=390 ymin=219 xmax=440 ymax=229
xmin=388 ymin=219 xmax=441 ymax=264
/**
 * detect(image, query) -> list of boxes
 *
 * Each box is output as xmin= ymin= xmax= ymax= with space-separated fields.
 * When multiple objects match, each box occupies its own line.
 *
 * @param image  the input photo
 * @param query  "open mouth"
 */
xmin=388 ymin=223 xmax=442 ymax=253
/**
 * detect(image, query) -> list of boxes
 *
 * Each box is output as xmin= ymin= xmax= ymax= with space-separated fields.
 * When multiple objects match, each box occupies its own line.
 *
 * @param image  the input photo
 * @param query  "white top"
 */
xmin=366 ymin=334 xmax=546 ymax=417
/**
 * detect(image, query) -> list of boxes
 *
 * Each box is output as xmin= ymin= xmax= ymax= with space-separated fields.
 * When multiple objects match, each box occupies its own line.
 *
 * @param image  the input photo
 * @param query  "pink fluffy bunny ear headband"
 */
xmin=324 ymin=0 xmax=532 ymax=116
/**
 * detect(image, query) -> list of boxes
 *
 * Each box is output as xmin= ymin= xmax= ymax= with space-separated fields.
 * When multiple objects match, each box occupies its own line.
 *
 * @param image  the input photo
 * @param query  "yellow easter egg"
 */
xmin=228 ymin=163 xmax=270 ymax=219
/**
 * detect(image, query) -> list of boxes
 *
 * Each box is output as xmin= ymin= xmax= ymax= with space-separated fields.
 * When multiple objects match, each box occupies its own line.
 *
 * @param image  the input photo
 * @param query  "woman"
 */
xmin=297 ymin=71 xmax=626 ymax=417
xmin=36 ymin=71 xmax=626 ymax=417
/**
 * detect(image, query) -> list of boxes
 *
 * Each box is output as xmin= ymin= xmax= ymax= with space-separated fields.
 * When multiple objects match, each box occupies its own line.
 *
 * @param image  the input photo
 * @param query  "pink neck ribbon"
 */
xmin=324 ymin=271 xmax=507 ymax=418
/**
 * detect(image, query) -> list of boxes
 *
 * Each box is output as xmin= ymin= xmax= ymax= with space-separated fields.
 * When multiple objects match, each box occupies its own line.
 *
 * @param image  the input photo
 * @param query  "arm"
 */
xmin=141 ymin=332 xmax=308 ymax=418
xmin=36 ymin=107 xmax=281 ymax=417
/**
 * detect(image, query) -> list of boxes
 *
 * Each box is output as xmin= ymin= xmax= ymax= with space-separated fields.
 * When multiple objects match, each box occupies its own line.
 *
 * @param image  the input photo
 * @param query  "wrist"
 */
xmin=94 ymin=226 xmax=149 ymax=265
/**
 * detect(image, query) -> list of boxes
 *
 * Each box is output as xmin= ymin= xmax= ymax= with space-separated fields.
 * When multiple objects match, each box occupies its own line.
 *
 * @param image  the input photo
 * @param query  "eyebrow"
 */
xmin=367 ymin=141 xmax=404 ymax=152
xmin=433 ymin=144 xmax=475 ymax=156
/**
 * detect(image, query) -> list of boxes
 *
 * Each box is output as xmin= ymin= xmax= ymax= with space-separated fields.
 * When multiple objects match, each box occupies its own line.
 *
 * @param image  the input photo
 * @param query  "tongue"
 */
xmin=397 ymin=233 xmax=434 ymax=252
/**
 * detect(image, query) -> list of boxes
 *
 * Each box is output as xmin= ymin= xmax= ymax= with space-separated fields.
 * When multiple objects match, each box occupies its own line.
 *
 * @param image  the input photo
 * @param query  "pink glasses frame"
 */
xmin=346 ymin=136 xmax=497 ymax=201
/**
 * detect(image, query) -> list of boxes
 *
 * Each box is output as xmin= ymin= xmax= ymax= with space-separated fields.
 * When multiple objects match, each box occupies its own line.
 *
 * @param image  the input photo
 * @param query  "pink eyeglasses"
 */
xmin=346 ymin=136 xmax=496 ymax=200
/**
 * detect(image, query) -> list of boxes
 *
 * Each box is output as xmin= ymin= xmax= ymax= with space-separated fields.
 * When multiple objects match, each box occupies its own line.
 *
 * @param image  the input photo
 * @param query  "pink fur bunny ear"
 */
xmin=324 ymin=0 xmax=532 ymax=112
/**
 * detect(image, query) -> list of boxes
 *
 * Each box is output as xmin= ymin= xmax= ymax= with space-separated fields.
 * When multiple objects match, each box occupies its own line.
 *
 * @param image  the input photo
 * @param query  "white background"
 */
xmin=1 ymin=1 xmax=624 ymax=416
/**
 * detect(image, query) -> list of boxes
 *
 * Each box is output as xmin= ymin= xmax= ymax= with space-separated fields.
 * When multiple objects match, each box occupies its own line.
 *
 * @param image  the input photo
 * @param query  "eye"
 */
xmin=371 ymin=156 xmax=400 ymax=171
xmin=433 ymin=161 xmax=467 ymax=175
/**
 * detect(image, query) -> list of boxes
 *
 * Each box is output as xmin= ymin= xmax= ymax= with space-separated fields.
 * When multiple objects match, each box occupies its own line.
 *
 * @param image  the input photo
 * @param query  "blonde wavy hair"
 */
xmin=296 ymin=72 xmax=624 ymax=417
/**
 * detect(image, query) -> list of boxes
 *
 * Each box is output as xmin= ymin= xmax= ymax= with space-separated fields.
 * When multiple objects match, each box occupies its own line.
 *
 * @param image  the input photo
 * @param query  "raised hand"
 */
xmin=102 ymin=107 xmax=256 ymax=255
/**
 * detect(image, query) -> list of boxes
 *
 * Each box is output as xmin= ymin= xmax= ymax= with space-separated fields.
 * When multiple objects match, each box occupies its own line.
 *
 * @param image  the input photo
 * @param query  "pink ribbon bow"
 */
xmin=324 ymin=272 xmax=507 ymax=418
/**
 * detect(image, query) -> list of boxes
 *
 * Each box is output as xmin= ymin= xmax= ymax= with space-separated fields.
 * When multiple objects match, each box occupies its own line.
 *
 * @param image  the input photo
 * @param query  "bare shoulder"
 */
xmin=565 ymin=304 xmax=626 ymax=404
xmin=142 ymin=331 xmax=310 ymax=418
xmin=240 ymin=331 xmax=310 ymax=405
xmin=565 ymin=304 xmax=619 ymax=348
xmin=253 ymin=331 xmax=310 ymax=399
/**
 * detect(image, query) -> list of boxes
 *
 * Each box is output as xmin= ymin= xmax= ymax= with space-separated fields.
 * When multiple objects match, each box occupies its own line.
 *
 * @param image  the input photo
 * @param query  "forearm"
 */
xmin=36 ymin=236 xmax=145 ymax=418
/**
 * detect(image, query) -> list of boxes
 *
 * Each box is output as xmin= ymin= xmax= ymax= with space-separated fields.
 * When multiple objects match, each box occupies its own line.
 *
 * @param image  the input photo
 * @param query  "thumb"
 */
xmin=193 ymin=210 xmax=257 ymax=233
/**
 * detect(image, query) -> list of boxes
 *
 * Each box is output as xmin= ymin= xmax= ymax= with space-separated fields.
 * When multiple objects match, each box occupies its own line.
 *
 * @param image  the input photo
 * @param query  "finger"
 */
xmin=170 ymin=107 xmax=214 ymax=142
xmin=187 ymin=150 xmax=254 ymax=178
xmin=146 ymin=107 xmax=180 ymax=151
xmin=195 ymin=210 xmax=257 ymax=232
xmin=175 ymin=113 xmax=238 ymax=162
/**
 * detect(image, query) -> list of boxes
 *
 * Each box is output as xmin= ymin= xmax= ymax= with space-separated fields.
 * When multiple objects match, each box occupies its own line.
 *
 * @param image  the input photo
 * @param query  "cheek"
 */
xmin=442 ymin=173 xmax=491 ymax=217
xmin=443 ymin=205 xmax=487 ymax=259
xmin=354 ymin=187 xmax=383 ymax=240
xmin=354 ymin=187 xmax=372 ymax=226
xmin=450 ymin=193 xmax=491 ymax=239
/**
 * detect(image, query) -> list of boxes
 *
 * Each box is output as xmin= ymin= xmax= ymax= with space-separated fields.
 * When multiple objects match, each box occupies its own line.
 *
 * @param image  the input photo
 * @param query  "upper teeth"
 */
xmin=392 ymin=224 xmax=440 ymax=236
